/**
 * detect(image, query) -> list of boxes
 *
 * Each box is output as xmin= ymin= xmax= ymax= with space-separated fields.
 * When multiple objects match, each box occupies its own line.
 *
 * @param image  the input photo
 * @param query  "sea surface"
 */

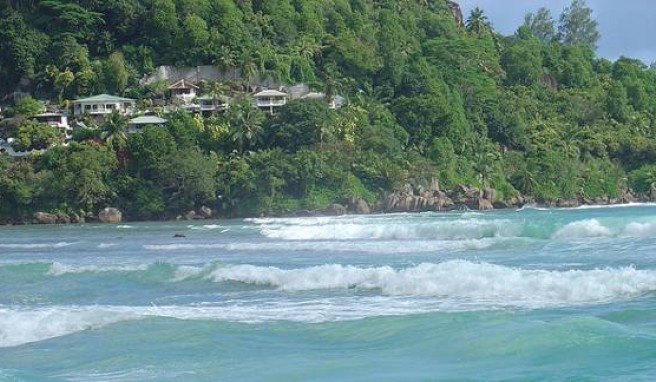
xmin=2 ymin=205 xmax=656 ymax=380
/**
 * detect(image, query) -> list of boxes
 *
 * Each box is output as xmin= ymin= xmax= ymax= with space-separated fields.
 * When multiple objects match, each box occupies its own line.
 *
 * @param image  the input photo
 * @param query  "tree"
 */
xmin=0 ymin=11 xmax=48 ymax=93
xmin=12 ymin=120 xmax=60 ymax=151
xmin=266 ymin=99 xmax=336 ymax=153
xmin=102 ymin=52 xmax=129 ymax=94
xmin=50 ymin=142 xmax=118 ymax=212
xmin=14 ymin=97 xmax=44 ymax=117
xmin=558 ymin=0 xmax=600 ymax=49
xmin=101 ymin=110 xmax=130 ymax=151
xmin=155 ymin=149 xmax=217 ymax=212
xmin=183 ymin=13 xmax=210 ymax=65
xmin=465 ymin=7 xmax=491 ymax=35
xmin=524 ymin=7 xmax=556 ymax=42
xmin=226 ymin=97 xmax=265 ymax=152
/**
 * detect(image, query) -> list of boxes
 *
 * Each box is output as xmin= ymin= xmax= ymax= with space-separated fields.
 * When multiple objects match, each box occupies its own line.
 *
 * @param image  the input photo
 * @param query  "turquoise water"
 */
xmin=2 ymin=205 xmax=656 ymax=380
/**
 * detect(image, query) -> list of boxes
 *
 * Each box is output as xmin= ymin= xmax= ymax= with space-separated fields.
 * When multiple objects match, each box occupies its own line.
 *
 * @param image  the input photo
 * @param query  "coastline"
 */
xmin=2 ymin=184 xmax=651 ymax=226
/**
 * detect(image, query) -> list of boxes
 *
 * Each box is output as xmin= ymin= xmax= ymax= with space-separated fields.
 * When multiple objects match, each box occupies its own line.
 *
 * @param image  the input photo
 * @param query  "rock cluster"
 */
xmin=176 ymin=206 xmax=214 ymax=220
xmin=379 ymin=183 xmax=515 ymax=213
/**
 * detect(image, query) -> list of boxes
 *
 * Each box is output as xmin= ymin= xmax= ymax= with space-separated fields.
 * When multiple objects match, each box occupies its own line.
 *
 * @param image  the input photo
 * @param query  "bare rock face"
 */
xmin=324 ymin=203 xmax=347 ymax=216
xmin=347 ymin=197 xmax=371 ymax=215
xmin=98 ymin=207 xmax=123 ymax=224
xmin=445 ymin=0 xmax=464 ymax=27
xmin=482 ymin=188 xmax=497 ymax=203
xmin=476 ymin=198 xmax=494 ymax=211
xmin=199 ymin=206 xmax=213 ymax=219
xmin=32 ymin=212 xmax=59 ymax=224
xmin=556 ymin=198 xmax=579 ymax=208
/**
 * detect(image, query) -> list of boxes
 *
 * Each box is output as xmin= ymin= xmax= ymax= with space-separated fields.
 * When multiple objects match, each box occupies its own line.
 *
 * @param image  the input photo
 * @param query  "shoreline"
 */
xmin=2 ymin=198 xmax=653 ymax=227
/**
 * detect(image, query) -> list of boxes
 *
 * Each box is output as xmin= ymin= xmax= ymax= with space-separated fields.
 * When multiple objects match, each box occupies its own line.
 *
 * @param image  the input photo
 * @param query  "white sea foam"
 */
xmin=47 ymin=263 xmax=150 ymax=276
xmin=144 ymin=244 xmax=226 ymax=251
xmin=116 ymin=225 xmax=134 ymax=229
xmin=97 ymin=243 xmax=118 ymax=249
xmin=205 ymin=261 xmax=656 ymax=305
xmin=172 ymin=265 xmax=207 ymax=281
xmin=572 ymin=203 xmax=656 ymax=210
xmin=0 ymin=301 xmax=433 ymax=347
xmin=552 ymin=219 xmax=613 ymax=240
xmin=5 ymin=258 xmax=656 ymax=348
xmin=258 ymin=219 xmax=519 ymax=241
xmin=144 ymin=238 xmax=505 ymax=254
xmin=187 ymin=224 xmax=227 ymax=231
xmin=0 ymin=242 xmax=76 ymax=249
xmin=0 ymin=307 xmax=135 ymax=348
xmin=623 ymin=220 xmax=656 ymax=237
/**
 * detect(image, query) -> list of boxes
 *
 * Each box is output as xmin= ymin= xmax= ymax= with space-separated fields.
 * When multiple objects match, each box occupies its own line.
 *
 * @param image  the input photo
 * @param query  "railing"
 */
xmin=256 ymin=99 xmax=287 ymax=107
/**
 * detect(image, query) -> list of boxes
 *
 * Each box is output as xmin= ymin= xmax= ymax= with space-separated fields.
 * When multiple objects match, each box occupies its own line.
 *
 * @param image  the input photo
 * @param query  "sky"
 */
xmin=457 ymin=0 xmax=656 ymax=64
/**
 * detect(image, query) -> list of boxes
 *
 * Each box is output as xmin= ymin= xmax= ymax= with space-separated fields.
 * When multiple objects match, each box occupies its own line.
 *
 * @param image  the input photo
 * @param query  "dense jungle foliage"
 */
xmin=2 ymin=0 xmax=656 ymax=220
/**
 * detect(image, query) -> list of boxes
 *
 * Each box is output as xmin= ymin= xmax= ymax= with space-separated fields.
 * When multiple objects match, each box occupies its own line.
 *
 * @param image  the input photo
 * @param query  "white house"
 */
xmin=128 ymin=115 xmax=168 ymax=133
xmin=168 ymin=79 xmax=199 ymax=105
xmin=253 ymin=89 xmax=288 ymax=114
xmin=196 ymin=94 xmax=229 ymax=116
xmin=72 ymin=94 xmax=136 ymax=117
xmin=33 ymin=112 xmax=72 ymax=143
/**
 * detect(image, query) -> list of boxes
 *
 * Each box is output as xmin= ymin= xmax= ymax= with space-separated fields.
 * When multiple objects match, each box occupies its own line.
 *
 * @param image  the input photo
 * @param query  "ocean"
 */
xmin=2 ymin=205 xmax=656 ymax=381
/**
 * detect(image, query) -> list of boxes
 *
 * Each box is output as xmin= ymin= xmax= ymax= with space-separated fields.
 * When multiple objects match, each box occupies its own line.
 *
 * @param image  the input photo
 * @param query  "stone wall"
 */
xmin=141 ymin=65 xmax=280 ymax=90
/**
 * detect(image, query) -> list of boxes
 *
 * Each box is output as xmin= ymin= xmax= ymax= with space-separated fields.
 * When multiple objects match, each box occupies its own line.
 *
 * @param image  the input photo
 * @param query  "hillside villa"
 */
xmin=128 ymin=115 xmax=168 ymax=133
xmin=72 ymin=94 xmax=136 ymax=118
xmin=253 ymin=89 xmax=289 ymax=114
xmin=33 ymin=112 xmax=72 ymax=144
xmin=2 ymin=80 xmax=344 ymax=157
xmin=168 ymin=79 xmax=198 ymax=105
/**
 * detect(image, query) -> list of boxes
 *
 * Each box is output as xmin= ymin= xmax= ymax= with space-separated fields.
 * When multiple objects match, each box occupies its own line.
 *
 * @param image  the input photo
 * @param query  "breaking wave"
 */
xmin=204 ymin=261 xmax=656 ymax=305
xmin=0 ymin=242 xmax=76 ymax=249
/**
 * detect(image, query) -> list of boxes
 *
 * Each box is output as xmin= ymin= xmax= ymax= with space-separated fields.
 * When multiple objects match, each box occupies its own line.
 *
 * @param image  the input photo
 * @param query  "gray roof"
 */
xmin=254 ymin=89 xmax=288 ymax=97
xmin=196 ymin=94 xmax=230 ymax=101
xmin=73 ymin=94 xmax=136 ymax=103
xmin=33 ymin=112 xmax=66 ymax=117
xmin=129 ymin=116 xmax=168 ymax=125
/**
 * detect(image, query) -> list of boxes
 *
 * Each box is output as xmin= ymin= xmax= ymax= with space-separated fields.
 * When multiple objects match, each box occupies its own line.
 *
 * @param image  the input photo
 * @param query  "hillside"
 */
xmin=2 ymin=0 xmax=656 ymax=222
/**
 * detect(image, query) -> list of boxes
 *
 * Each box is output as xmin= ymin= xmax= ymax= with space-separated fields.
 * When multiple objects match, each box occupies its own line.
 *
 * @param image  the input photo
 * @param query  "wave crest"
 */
xmin=206 ymin=261 xmax=656 ymax=305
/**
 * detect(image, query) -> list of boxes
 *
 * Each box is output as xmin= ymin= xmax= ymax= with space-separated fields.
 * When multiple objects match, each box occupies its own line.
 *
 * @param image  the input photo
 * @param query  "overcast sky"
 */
xmin=457 ymin=0 xmax=656 ymax=64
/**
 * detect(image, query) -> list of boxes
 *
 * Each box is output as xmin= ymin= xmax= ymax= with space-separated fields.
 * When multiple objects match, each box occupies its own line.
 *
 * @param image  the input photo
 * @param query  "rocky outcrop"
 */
xmin=98 ymin=207 xmax=123 ymax=223
xmin=324 ymin=203 xmax=347 ymax=216
xmin=445 ymin=0 xmax=464 ymax=27
xmin=347 ymin=197 xmax=371 ymax=215
xmin=31 ymin=212 xmax=76 ymax=224
xmin=199 ymin=206 xmax=213 ymax=219
xmin=32 ymin=212 xmax=59 ymax=224
xmin=556 ymin=198 xmax=579 ymax=208
xmin=382 ymin=182 xmax=455 ymax=213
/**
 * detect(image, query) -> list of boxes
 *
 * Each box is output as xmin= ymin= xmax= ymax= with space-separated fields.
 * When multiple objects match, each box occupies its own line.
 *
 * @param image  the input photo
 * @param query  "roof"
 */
xmin=301 ymin=92 xmax=326 ymax=99
xmin=254 ymin=89 xmax=288 ymax=97
xmin=129 ymin=116 xmax=168 ymax=125
xmin=33 ymin=112 xmax=66 ymax=118
xmin=196 ymin=94 xmax=230 ymax=101
xmin=73 ymin=94 xmax=135 ymax=103
xmin=168 ymin=79 xmax=199 ymax=90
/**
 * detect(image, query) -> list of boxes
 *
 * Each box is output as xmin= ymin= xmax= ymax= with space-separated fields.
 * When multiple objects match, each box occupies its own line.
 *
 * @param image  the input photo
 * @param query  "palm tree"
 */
xmin=214 ymin=46 xmax=236 ymax=75
xmin=466 ymin=7 xmax=491 ymax=35
xmin=240 ymin=53 xmax=258 ymax=86
xmin=101 ymin=110 xmax=129 ymax=152
xmin=227 ymin=98 xmax=265 ymax=153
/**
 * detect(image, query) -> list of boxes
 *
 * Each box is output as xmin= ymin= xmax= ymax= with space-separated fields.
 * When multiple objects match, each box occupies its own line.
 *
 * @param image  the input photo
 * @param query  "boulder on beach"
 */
xmin=324 ymin=203 xmax=347 ymax=216
xmin=32 ymin=212 xmax=59 ymax=224
xmin=98 ymin=207 xmax=123 ymax=223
